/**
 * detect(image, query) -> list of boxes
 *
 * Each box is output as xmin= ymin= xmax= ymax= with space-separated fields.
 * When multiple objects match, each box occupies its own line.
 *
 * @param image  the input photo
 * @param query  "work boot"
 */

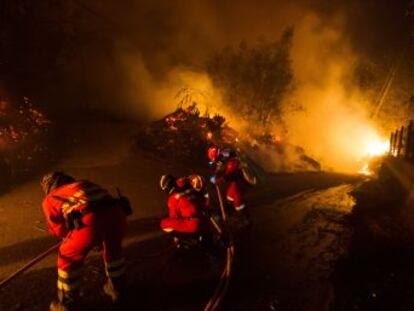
xmin=49 ymin=290 xmax=77 ymax=311
xmin=103 ymin=277 xmax=125 ymax=303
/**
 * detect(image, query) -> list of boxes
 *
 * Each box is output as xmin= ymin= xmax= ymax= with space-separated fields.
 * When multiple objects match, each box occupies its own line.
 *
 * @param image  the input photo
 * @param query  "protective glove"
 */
xmin=209 ymin=175 xmax=217 ymax=184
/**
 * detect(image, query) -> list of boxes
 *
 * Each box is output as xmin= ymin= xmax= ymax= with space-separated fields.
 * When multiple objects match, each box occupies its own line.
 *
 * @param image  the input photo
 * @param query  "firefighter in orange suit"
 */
xmin=160 ymin=174 xmax=211 ymax=248
xmin=41 ymin=172 xmax=128 ymax=311
xmin=175 ymin=174 xmax=210 ymax=212
xmin=160 ymin=174 xmax=206 ymax=233
xmin=208 ymin=146 xmax=249 ymax=212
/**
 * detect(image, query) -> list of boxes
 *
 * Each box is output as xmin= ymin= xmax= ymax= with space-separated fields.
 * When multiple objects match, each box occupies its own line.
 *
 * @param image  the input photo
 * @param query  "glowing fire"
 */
xmin=365 ymin=139 xmax=390 ymax=157
xmin=358 ymin=137 xmax=389 ymax=176
xmin=358 ymin=163 xmax=372 ymax=176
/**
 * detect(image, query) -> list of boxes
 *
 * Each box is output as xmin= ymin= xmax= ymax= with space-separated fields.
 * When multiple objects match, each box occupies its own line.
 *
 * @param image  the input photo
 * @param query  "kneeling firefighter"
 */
xmin=159 ymin=174 xmax=210 ymax=249
xmin=41 ymin=172 xmax=132 ymax=311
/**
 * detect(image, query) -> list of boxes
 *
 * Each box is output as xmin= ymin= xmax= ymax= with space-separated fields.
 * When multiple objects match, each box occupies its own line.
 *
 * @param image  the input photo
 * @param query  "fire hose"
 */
xmin=203 ymin=184 xmax=235 ymax=311
xmin=0 ymin=241 xmax=60 ymax=289
xmin=1 ymin=185 xmax=235 ymax=310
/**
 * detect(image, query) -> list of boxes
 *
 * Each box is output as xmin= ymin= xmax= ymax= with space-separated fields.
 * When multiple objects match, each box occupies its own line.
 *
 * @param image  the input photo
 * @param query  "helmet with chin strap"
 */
xmin=160 ymin=174 xmax=176 ymax=194
xmin=41 ymin=171 xmax=75 ymax=194
xmin=188 ymin=174 xmax=205 ymax=192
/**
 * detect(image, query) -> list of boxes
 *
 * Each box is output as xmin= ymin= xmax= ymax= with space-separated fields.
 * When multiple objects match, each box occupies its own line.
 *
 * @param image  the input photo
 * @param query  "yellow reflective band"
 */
xmin=60 ymin=184 xmax=111 ymax=217
xmin=106 ymin=267 xmax=126 ymax=278
xmin=69 ymin=190 xmax=86 ymax=202
xmin=57 ymin=279 xmax=81 ymax=291
xmin=62 ymin=204 xmax=81 ymax=216
xmin=58 ymin=268 xmax=81 ymax=279
xmin=105 ymin=258 xmax=125 ymax=269
xmin=71 ymin=190 xmax=86 ymax=204
xmin=226 ymin=196 xmax=234 ymax=202
xmin=163 ymin=227 xmax=174 ymax=233
xmin=61 ymin=190 xmax=86 ymax=215
xmin=62 ymin=187 xmax=109 ymax=216
xmin=235 ymin=204 xmax=246 ymax=211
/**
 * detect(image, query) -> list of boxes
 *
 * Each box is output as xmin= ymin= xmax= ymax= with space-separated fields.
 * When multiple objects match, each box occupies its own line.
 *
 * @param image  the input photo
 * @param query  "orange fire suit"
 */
xmin=42 ymin=181 xmax=126 ymax=294
xmin=215 ymin=157 xmax=248 ymax=211
xmin=160 ymin=189 xmax=208 ymax=233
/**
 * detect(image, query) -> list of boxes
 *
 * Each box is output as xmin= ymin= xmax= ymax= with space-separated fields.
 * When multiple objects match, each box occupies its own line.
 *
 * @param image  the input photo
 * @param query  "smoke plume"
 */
xmin=58 ymin=0 xmax=411 ymax=172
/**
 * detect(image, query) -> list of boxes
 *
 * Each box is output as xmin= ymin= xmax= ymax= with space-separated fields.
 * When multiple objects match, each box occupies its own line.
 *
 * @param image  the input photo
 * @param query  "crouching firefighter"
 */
xmin=159 ymin=174 xmax=210 ymax=250
xmin=41 ymin=172 xmax=132 ymax=311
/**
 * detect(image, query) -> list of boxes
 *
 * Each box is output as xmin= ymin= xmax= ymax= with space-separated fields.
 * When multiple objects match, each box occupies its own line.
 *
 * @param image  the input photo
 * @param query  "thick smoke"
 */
xmin=75 ymin=0 xmax=305 ymax=119
xmin=281 ymin=13 xmax=379 ymax=172
xmin=278 ymin=1 xmax=410 ymax=172
xmin=67 ymin=0 xmax=410 ymax=172
xmin=76 ymin=0 xmax=408 ymax=110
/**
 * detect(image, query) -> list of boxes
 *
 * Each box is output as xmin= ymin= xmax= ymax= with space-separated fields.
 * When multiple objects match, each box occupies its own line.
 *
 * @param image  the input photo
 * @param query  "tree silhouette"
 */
xmin=207 ymin=27 xmax=294 ymax=129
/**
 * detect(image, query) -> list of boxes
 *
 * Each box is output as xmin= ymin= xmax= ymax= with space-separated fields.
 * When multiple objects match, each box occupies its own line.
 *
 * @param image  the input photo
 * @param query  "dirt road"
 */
xmin=223 ymin=181 xmax=358 ymax=311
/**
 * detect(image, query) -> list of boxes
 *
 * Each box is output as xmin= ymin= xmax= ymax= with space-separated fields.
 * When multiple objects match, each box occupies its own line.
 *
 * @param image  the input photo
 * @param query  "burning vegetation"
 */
xmin=0 ymin=96 xmax=51 ymax=189
xmin=134 ymin=100 xmax=321 ymax=173
xmin=134 ymin=103 xmax=237 ymax=165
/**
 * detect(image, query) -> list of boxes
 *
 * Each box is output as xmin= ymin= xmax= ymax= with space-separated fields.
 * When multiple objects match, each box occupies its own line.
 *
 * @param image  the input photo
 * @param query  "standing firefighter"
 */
xmin=208 ymin=145 xmax=255 ymax=216
xmin=41 ymin=172 xmax=129 ymax=311
xmin=160 ymin=174 xmax=209 ymax=248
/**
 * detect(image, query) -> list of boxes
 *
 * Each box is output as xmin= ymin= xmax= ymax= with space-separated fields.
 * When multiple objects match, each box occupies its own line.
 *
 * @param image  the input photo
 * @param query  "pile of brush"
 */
xmin=241 ymin=132 xmax=321 ymax=172
xmin=0 ymin=96 xmax=52 ymax=189
xmin=134 ymin=102 xmax=320 ymax=172
xmin=134 ymin=103 xmax=238 ymax=164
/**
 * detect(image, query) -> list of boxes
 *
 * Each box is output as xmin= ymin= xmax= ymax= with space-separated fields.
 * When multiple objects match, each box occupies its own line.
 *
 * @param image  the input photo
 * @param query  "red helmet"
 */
xmin=207 ymin=146 xmax=220 ymax=162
